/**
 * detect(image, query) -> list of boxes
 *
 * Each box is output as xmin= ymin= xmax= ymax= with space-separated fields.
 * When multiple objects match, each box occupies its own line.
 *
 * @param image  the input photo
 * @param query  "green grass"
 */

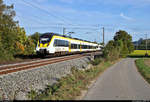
xmin=135 ymin=58 xmax=150 ymax=84
xmin=28 ymin=59 xmax=115 ymax=100
xmin=90 ymin=58 xmax=103 ymax=66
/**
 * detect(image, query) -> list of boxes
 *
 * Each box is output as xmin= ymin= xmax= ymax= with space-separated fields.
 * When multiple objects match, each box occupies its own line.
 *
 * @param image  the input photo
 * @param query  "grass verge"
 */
xmin=28 ymin=58 xmax=118 ymax=100
xmin=135 ymin=58 xmax=150 ymax=84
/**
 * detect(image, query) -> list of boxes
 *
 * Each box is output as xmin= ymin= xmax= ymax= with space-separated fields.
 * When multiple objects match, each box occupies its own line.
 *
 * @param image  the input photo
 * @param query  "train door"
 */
xmin=80 ymin=43 xmax=82 ymax=52
xmin=69 ymin=41 xmax=71 ymax=52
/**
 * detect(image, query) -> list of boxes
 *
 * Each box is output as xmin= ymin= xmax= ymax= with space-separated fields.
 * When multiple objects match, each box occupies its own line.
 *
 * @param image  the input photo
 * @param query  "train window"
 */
xmin=71 ymin=44 xmax=74 ymax=49
xmin=77 ymin=44 xmax=80 ymax=49
xmin=40 ymin=34 xmax=53 ymax=44
xmin=90 ymin=46 xmax=92 ymax=49
xmin=85 ymin=45 xmax=88 ymax=49
xmin=81 ymin=45 xmax=84 ymax=49
xmin=82 ymin=45 xmax=84 ymax=49
xmin=82 ymin=45 xmax=87 ymax=49
xmin=57 ymin=39 xmax=60 ymax=46
xmin=54 ymin=39 xmax=69 ymax=47
xmin=81 ymin=45 xmax=96 ymax=49
xmin=60 ymin=40 xmax=64 ymax=46
xmin=92 ymin=46 xmax=94 ymax=49
xmin=54 ymin=39 xmax=57 ymax=46
xmin=79 ymin=44 xmax=81 ymax=49
xmin=65 ymin=41 xmax=69 ymax=47
xmin=83 ymin=45 xmax=86 ymax=49
xmin=71 ymin=43 xmax=78 ymax=49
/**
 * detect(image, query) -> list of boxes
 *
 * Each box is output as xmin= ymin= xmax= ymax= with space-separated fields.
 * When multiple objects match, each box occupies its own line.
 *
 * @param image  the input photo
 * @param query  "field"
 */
xmin=129 ymin=50 xmax=150 ymax=57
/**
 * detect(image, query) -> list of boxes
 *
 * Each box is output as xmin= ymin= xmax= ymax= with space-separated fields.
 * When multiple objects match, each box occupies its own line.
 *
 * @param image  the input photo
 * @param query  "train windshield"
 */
xmin=39 ymin=33 xmax=53 ymax=44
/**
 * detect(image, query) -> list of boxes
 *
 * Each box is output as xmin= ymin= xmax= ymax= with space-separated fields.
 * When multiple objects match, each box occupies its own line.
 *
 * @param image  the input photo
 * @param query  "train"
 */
xmin=36 ymin=32 xmax=102 ymax=56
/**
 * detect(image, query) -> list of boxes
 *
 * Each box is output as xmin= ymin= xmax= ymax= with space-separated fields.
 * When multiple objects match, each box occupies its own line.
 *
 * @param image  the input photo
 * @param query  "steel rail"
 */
xmin=0 ymin=54 xmax=84 ymax=76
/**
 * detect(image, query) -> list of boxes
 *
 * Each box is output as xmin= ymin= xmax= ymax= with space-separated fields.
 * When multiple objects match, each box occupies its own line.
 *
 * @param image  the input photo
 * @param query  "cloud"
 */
xmin=120 ymin=13 xmax=134 ymax=21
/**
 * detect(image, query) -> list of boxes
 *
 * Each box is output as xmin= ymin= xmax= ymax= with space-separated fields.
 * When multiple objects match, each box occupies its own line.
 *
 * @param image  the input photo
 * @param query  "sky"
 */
xmin=3 ymin=0 xmax=150 ymax=43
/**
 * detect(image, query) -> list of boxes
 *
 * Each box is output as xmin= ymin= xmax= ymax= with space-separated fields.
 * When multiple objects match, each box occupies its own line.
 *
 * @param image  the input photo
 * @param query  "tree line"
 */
xmin=0 ymin=0 xmax=40 ymax=61
xmin=133 ymin=38 xmax=150 ymax=50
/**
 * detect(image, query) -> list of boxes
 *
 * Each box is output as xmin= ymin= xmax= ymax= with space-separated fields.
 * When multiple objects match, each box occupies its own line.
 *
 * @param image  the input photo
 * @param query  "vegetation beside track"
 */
xmin=0 ymin=0 xmax=41 ymax=62
xmin=135 ymin=58 xmax=150 ymax=84
xmin=28 ymin=58 xmax=117 ymax=100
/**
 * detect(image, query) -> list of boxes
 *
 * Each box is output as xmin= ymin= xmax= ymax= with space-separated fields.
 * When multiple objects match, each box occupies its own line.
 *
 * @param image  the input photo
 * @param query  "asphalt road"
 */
xmin=83 ymin=58 xmax=150 ymax=100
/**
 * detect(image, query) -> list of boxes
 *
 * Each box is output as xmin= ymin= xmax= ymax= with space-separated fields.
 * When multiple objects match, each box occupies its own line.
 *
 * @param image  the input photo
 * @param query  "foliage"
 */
xmin=120 ymin=44 xmax=129 ymax=58
xmin=90 ymin=58 xmax=103 ymax=66
xmin=24 ymin=37 xmax=36 ymax=55
xmin=114 ymin=30 xmax=134 ymax=56
xmin=0 ymin=0 xmax=17 ymax=60
xmin=30 ymin=32 xmax=41 ymax=47
xmin=0 ymin=0 xmax=36 ymax=61
xmin=103 ymin=40 xmax=120 ymax=61
xmin=14 ymin=27 xmax=27 ymax=54
xmin=104 ymin=30 xmax=134 ymax=61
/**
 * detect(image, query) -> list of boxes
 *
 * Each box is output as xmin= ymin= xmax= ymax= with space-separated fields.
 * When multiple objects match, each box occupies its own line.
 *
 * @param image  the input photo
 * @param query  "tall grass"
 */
xmin=135 ymin=58 xmax=150 ymax=84
xmin=28 ymin=59 xmax=113 ymax=100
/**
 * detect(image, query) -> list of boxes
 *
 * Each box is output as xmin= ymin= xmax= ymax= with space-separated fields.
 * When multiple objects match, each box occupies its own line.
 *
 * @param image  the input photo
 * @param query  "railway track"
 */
xmin=0 ymin=54 xmax=85 ymax=76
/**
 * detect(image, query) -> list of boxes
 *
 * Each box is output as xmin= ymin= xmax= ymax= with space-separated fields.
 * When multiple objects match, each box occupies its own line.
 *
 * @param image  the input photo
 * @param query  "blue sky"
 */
xmin=4 ymin=0 xmax=150 ymax=43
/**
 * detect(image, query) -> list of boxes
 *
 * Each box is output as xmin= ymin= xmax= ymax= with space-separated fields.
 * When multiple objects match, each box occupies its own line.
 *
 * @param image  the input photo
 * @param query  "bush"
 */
xmin=90 ymin=58 xmax=103 ymax=66
xmin=24 ymin=37 xmax=36 ymax=55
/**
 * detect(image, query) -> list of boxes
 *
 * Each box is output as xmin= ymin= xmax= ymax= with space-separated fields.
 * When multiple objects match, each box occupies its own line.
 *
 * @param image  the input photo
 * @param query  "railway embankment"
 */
xmin=0 ymin=56 xmax=92 ymax=100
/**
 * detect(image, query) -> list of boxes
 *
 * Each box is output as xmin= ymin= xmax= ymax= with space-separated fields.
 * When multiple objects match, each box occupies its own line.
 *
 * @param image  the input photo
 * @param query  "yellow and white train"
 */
xmin=36 ymin=33 xmax=102 ymax=56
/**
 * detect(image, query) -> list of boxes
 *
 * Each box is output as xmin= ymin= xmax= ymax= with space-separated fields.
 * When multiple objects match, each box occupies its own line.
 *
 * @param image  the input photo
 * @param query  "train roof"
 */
xmin=41 ymin=32 xmax=98 ymax=44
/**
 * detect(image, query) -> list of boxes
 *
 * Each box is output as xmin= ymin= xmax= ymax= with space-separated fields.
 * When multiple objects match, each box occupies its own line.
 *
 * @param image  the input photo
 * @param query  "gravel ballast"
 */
xmin=0 ymin=56 xmax=92 ymax=100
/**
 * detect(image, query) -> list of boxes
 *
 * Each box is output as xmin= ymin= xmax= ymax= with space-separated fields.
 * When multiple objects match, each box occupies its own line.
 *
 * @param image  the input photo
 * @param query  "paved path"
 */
xmin=84 ymin=58 xmax=150 ymax=100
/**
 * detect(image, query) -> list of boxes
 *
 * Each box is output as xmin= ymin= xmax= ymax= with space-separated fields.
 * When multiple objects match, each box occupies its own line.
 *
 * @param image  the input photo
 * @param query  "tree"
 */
xmin=103 ymin=40 xmax=119 ymax=61
xmin=30 ymin=32 xmax=41 ymax=46
xmin=114 ymin=30 xmax=134 ymax=57
xmin=0 ymin=0 xmax=18 ymax=60
xmin=104 ymin=30 xmax=134 ymax=61
xmin=24 ymin=37 xmax=35 ymax=55
xmin=14 ymin=27 xmax=27 ymax=54
xmin=0 ymin=0 xmax=36 ymax=60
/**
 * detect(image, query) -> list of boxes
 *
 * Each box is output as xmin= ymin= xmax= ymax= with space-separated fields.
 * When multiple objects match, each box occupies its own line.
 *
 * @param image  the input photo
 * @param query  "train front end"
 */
xmin=36 ymin=33 xmax=54 ymax=55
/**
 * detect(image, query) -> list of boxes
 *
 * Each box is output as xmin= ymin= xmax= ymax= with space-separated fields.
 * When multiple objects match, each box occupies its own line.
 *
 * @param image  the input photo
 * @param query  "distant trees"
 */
xmin=104 ymin=30 xmax=134 ymax=61
xmin=133 ymin=38 xmax=150 ymax=50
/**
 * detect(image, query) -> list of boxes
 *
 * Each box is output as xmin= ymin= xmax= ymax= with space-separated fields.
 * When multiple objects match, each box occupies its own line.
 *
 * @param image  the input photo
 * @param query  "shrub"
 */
xmin=90 ymin=58 xmax=103 ymax=66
